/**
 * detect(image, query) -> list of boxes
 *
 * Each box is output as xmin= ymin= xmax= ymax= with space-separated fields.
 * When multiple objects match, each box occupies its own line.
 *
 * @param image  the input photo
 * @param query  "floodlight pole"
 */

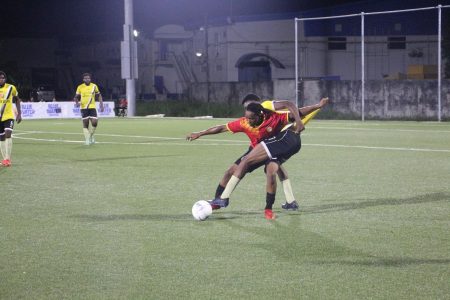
xmin=437 ymin=5 xmax=442 ymax=122
xmin=295 ymin=18 xmax=299 ymax=107
xmin=121 ymin=0 xmax=138 ymax=116
xmin=361 ymin=12 xmax=365 ymax=122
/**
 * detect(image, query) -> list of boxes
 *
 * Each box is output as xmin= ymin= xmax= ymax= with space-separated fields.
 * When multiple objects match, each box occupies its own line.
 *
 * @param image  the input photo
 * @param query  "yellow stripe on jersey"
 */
xmin=0 ymin=84 xmax=18 ymax=121
xmin=76 ymin=83 xmax=100 ymax=109
xmin=302 ymin=109 xmax=320 ymax=125
xmin=262 ymin=100 xmax=320 ymax=125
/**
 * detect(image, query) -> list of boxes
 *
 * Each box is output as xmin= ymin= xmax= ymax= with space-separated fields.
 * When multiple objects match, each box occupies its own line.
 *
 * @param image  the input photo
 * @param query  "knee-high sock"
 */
xmin=0 ymin=140 xmax=6 ymax=159
xmin=265 ymin=192 xmax=276 ymax=210
xmin=89 ymin=126 xmax=97 ymax=137
xmin=83 ymin=128 xmax=90 ymax=141
xmin=5 ymin=138 xmax=12 ymax=160
xmin=220 ymin=175 xmax=240 ymax=199
xmin=282 ymin=179 xmax=296 ymax=203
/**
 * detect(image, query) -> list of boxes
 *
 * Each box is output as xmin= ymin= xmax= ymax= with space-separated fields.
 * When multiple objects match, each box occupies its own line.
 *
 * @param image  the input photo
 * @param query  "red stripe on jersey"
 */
xmin=227 ymin=111 xmax=289 ymax=147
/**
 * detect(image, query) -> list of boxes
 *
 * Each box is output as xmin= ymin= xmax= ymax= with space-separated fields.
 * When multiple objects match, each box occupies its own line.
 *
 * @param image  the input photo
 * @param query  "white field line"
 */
xmin=312 ymin=126 xmax=450 ymax=134
xmin=12 ymin=130 xmax=450 ymax=153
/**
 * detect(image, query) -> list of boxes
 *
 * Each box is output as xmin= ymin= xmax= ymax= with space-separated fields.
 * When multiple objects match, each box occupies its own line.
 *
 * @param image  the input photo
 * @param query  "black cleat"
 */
xmin=208 ymin=198 xmax=229 ymax=209
xmin=282 ymin=200 xmax=299 ymax=211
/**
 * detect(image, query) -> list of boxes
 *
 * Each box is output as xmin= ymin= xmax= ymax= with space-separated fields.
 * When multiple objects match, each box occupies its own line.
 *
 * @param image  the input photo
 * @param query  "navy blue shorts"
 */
xmin=81 ymin=108 xmax=98 ymax=119
xmin=0 ymin=119 xmax=14 ymax=135
xmin=260 ymin=130 xmax=301 ymax=164
xmin=234 ymin=146 xmax=281 ymax=173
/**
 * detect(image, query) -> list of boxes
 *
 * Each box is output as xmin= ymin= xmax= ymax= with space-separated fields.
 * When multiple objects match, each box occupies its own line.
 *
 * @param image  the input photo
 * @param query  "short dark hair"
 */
xmin=82 ymin=73 xmax=92 ymax=78
xmin=246 ymin=102 xmax=272 ymax=115
xmin=241 ymin=93 xmax=261 ymax=105
xmin=0 ymin=71 xmax=7 ymax=78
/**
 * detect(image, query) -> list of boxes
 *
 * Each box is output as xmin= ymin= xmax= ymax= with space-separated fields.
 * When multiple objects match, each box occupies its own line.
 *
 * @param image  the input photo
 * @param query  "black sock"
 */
xmin=215 ymin=184 xmax=225 ymax=198
xmin=265 ymin=193 xmax=276 ymax=210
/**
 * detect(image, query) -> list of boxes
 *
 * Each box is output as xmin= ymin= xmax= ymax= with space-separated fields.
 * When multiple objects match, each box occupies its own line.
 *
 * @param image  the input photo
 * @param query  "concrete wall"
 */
xmin=191 ymin=79 xmax=450 ymax=120
xmin=300 ymin=79 xmax=450 ymax=119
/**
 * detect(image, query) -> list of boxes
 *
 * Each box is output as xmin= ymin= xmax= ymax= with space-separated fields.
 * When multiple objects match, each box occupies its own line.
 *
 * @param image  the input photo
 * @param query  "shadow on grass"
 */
xmin=72 ymin=154 xmax=181 ymax=162
xmin=70 ymin=210 xmax=260 ymax=222
xmin=313 ymin=257 xmax=450 ymax=267
xmin=304 ymin=192 xmax=450 ymax=215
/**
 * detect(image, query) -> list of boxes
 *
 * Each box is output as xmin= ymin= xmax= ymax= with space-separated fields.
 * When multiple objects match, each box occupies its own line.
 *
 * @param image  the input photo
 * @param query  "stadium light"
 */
xmin=195 ymin=51 xmax=203 ymax=57
xmin=133 ymin=29 xmax=139 ymax=37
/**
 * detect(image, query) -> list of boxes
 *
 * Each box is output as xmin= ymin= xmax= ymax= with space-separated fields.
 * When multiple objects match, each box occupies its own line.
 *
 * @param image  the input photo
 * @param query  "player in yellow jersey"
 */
xmin=240 ymin=94 xmax=328 ymax=214
xmin=0 ymin=71 xmax=22 ymax=167
xmin=74 ymin=73 xmax=104 ymax=145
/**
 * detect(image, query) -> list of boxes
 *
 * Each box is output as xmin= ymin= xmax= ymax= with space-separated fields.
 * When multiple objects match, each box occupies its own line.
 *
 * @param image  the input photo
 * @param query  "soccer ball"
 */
xmin=192 ymin=200 xmax=212 ymax=221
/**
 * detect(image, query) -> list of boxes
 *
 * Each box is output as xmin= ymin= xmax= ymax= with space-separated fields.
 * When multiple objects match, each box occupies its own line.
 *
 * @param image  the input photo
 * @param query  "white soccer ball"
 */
xmin=192 ymin=200 xmax=213 ymax=221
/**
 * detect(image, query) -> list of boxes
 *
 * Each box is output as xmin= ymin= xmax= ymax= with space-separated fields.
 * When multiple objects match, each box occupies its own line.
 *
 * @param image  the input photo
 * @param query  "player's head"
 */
xmin=242 ymin=93 xmax=261 ymax=108
xmin=82 ymin=73 xmax=92 ymax=85
xmin=0 ymin=71 xmax=7 ymax=86
xmin=245 ymin=102 xmax=270 ymax=127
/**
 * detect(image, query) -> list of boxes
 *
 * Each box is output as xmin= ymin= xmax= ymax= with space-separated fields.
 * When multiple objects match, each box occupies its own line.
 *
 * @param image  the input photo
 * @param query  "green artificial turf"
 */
xmin=0 ymin=118 xmax=449 ymax=299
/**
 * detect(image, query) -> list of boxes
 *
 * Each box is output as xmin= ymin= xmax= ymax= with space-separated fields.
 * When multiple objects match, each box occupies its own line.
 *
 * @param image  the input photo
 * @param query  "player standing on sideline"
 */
xmin=74 ymin=73 xmax=104 ymax=145
xmin=0 ymin=71 xmax=22 ymax=167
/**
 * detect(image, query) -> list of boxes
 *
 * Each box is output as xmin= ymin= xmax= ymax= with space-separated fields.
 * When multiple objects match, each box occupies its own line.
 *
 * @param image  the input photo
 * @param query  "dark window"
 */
xmin=328 ymin=37 xmax=347 ymax=50
xmin=388 ymin=37 xmax=406 ymax=50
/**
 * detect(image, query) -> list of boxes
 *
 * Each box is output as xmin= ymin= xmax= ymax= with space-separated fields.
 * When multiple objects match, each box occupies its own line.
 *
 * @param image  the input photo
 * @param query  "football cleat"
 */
xmin=264 ymin=209 xmax=275 ymax=220
xmin=281 ymin=200 xmax=299 ymax=211
xmin=2 ymin=159 xmax=11 ymax=167
xmin=208 ymin=198 xmax=229 ymax=210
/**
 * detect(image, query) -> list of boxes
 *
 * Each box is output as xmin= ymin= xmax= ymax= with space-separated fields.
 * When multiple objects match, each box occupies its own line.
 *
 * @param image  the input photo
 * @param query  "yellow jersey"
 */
xmin=261 ymin=99 xmax=319 ymax=126
xmin=75 ymin=83 xmax=100 ymax=109
xmin=0 ymin=83 xmax=18 ymax=121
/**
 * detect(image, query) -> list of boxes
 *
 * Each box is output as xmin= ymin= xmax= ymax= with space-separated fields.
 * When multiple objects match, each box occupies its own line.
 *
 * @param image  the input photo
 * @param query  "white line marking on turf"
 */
xmin=306 ymin=143 xmax=450 ymax=153
xmin=13 ymin=135 xmax=450 ymax=153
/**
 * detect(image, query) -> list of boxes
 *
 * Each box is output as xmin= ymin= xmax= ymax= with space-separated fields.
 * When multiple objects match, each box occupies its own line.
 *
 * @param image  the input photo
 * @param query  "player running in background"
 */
xmin=187 ymin=99 xmax=304 ymax=219
xmin=74 ymin=73 xmax=104 ymax=145
xmin=0 ymin=71 xmax=22 ymax=167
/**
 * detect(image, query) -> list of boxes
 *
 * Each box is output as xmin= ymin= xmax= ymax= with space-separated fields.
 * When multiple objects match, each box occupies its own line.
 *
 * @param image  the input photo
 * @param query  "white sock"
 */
xmin=0 ymin=140 xmax=6 ymax=159
xmin=83 ymin=128 xmax=90 ymax=140
xmin=5 ymin=138 xmax=12 ymax=160
xmin=282 ymin=179 xmax=296 ymax=203
xmin=220 ymin=175 xmax=240 ymax=199
xmin=89 ymin=126 xmax=97 ymax=137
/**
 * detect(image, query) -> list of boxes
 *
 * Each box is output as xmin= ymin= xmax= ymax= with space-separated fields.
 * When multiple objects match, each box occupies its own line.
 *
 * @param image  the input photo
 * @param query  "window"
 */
xmin=328 ymin=37 xmax=346 ymax=50
xmin=388 ymin=37 xmax=406 ymax=50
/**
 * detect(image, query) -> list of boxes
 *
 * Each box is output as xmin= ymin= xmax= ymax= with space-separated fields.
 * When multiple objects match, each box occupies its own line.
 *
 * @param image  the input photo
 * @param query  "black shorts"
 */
xmin=81 ymin=108 xmax=98 ymax=119
xmin=234 ymin=147 xmax=280 ymax=173
xmin=260 ymin=130 xmax=301 ymax=164
xmin=0 ymin=119 xmax=14 ymax=135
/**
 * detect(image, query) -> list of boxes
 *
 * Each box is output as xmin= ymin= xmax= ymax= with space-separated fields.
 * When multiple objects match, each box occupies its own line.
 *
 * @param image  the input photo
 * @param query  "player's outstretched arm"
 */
xmin=298 ymin=97 xmax=329 ymax=116
xmin=271 ymin=100 xmax=304 ymax=134
xmin=186 ymin=124 xmax=227 ymax=141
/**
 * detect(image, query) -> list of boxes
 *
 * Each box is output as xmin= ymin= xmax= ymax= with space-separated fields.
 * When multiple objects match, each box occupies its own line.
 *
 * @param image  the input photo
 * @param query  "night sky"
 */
xmin=1 ymin=0 xmax=449 ymax=39
xmin=0 ymin=0 xmax=377 ymax=38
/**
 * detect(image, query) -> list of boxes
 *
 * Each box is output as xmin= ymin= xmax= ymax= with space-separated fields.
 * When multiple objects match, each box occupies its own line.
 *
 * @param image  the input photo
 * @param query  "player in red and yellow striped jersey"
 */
xmin=0 ymin=71 xmax=22 ymax=167
xmin=187 ymin=98 xmax=304 ymax=218
xmin=74 ymin=73 xmax=104 ymax=145
xmin=241 ymin=94 xmax=329 ymax=211
xmin=187 ymin=94 xmax=328 ymax=219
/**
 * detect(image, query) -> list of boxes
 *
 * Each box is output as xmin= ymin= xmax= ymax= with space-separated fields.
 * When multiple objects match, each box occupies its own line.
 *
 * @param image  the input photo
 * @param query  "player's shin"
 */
xmin=215 ymin=184 xmax=225 ymax=198
xmin=282 ymin=179 xmax=296 ymax=204
xmin=265 ymin=192 xmax=275 ymax=209
xmin=5 ymin=137 xmax=12 ymax=160
xmin=220 ymin=175 xmax=240 ymax=199
xmin=0 ymin=139 xmax=5 ymax=159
